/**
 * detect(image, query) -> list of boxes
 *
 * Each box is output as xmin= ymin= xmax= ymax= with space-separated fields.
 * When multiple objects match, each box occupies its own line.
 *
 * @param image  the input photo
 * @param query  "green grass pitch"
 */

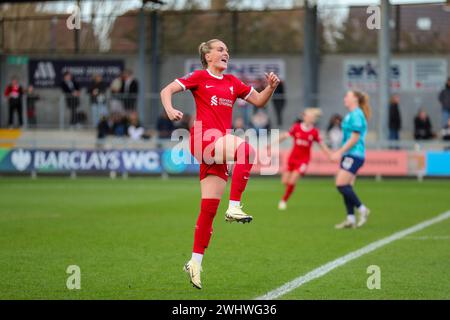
xmin=0 ymin=176 xmax=449 ymax=299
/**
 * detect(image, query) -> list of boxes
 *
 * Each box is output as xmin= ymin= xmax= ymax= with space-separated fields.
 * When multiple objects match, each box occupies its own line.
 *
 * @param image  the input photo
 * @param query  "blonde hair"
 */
xmin=198 ymin=39 xmax=221 ymax=69
xmin=304 ymin=107 xmax=322 ymax=118
xmin=352 ymin=90 xmax=372 ymax=120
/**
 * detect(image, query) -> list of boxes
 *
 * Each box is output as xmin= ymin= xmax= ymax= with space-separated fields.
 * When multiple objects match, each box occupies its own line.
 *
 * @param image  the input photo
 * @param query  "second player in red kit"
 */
xmin=160 ymin=39 xmax=280 ymax=289
xmin=276 ymin=109 xmax=331 ymax=210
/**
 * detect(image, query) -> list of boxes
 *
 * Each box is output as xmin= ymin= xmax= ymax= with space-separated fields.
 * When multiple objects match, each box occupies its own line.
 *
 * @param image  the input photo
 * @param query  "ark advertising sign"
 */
xmin=344 ymin=59 xmax=447 ymax=92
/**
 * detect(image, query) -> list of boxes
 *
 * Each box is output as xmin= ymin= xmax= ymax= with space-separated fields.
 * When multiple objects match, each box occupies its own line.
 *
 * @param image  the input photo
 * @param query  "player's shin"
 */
xmin=229 ymin=142 xmax=256 ymax=206
xmin=192 ymin=198 xmax=220 ymax=261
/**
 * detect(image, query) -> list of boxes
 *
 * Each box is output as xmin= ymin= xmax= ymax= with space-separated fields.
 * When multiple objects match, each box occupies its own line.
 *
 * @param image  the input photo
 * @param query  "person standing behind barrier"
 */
xmin=26 ymin=85 xmax=40 ymax=127
xmin=88 ymin=74 xmax=108 ymax=127
xmin=326 ymin=114 xmax=343 ymax=150
xmin=438 ymin=78 xmax=450 ymax=128
xmin=272 ymin=80 xmax=285 ymax=126
xmin=388 ymin=94 xmax=401 ymax=145
xmin=121 ymin=70 xmax=138 ymax=112
xmin=156 ymin=111 xmax=175 ymax=139
xmin=61 ymin=71 xmax=80 ymax=126
xmin=4 ymin=77 xmax=24 ymax=128
xmin=414 ymin=109 xmax=435 ymax=140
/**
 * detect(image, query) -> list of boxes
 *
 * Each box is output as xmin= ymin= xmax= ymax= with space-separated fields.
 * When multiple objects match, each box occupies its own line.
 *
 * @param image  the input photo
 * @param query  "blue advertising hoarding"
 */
xmin=426 ymin=151 xmax=450 ymax=176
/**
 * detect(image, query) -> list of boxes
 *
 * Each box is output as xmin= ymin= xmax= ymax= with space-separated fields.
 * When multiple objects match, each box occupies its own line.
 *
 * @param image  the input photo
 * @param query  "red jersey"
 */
xmin=175 ymin=69 xmax=253 ymax=133
xmin=288 ymin=122 xmax=321 ymax=163
xmin=4 ymin=84 xmax=22 ymax=99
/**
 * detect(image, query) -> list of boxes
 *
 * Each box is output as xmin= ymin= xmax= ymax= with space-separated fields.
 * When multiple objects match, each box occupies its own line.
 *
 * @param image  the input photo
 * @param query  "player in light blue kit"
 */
xmin=331 ymin=90 xmax=371 ymax=229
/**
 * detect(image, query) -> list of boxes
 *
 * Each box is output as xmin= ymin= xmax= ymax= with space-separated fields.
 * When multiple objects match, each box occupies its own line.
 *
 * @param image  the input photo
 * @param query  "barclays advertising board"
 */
xmin=0 ymin=148 xmax=200 ymax=174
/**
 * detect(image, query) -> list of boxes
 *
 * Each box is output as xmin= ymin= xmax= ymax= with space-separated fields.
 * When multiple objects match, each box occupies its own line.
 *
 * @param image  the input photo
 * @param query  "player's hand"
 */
xmin=265 ymin=72 xmax=281 ymax=89
xmin=330 ymin=151 xmax=342 ymax=162
xmin=167 ymin=108 xmax=183 ymax=121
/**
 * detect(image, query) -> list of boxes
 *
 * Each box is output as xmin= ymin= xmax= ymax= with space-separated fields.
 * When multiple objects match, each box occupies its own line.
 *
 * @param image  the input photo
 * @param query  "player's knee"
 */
xmin=337 ymin=185 xmax=351 ymax=195
xmin=234 ymin=142 xmax=255 ymax=164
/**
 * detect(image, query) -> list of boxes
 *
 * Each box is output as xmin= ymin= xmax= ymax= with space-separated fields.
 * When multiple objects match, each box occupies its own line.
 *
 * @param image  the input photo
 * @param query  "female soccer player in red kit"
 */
xmin=160 ymin=39 xmax=280 ymax=289
xmin=277 ymin=108 xmax=331 ymax=210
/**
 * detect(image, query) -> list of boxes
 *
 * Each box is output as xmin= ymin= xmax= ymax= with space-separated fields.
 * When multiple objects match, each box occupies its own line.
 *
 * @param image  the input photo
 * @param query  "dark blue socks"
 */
xmin=337 ymin=185 xmax=362 ymax=215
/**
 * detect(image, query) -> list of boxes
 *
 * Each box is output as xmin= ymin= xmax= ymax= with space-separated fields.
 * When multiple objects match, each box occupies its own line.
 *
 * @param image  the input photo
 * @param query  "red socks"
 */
xmin=193 ymin=198 xmax=220 ymax=254
xmin=230 ymin=142 xmax=255 ymax=201
xmin=282 ymin=184 xmax=296 ymax=202
xmin=192 ymin=143 xmax=255 ymax=255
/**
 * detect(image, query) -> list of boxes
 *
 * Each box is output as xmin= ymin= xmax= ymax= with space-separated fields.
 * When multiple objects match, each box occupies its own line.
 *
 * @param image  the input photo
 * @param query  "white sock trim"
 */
xmin=347 ymin=215 xmax=356 ymax=223
xmin=358 ymin=205 xmax=368 ymax=213
xmin=192 ymin=253 xmax=203 ymax=265
xmin=229 ymin=200 xmax=240 ymax=208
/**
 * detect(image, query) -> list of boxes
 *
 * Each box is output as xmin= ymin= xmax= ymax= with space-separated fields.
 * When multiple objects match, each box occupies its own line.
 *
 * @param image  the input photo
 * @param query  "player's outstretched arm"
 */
xmin=267 ymin=132 xmax=289 ymax=155
xmin=278 ymin=132 xmax=290 ymax=144
xmin=319 ymin=142 xmax=332 ymax=159
xmin=160 ymin=81 xmax=184 ymax=121
xmin=246 ymin=72 xmax=281 ymax=108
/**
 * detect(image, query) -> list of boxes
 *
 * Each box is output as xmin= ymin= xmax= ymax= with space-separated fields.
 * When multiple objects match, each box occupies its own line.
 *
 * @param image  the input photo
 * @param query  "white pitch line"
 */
xmin=255 ymin=210 xmax=450 ymax=300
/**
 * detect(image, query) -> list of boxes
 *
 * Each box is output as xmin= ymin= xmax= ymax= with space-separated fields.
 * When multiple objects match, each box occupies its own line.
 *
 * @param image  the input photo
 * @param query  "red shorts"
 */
xmin=189 ymin=127 xmax=229 ymax=182
xmin=287 ymin=161 xmax=309 ymax=175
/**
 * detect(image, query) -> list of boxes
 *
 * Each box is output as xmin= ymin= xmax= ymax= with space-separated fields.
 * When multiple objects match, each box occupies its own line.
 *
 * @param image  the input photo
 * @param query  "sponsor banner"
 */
xmin=254 ymin=150 xmax=409 ymax=176
xmin=0 ymin=148 xmax=414 ymax=177
xmin=28 ymin=59 xmax=124 ymax=88
xmin=344 ymin=59 xmax=447 ymax=92
xmin=185 ymin=58 xmax=286 ymax=81
xmin=426 ymin=151 xmax=450 ymax=176
xmin=0 ymin=149 xmax=162 ymax=173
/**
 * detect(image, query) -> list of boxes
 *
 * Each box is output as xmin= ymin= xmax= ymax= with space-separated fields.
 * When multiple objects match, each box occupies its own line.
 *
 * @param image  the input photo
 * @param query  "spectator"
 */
xmin=97 ymin=115 xmax=110 ymax=139
xmin=121 ymin=69 xmax=138 ymax=112
xmin=233 ymin=116 xmax=246 ymax=138
xmin=236 ymin=75 xmax=252 ymax=128
xmin=326 ymin=114 xmax=343 ymax=150
xmin=272 ymin=80 xmax=286 ymax=126
xmin=61 ymin=71 xmax=80 ymax=125
xmin=110 ymin=75 xmax=124 ymax=113
xmin=128 ymin=111 xmax=150 ymax=140
xmin=26 ymin=85 xmax=40 ymax=127
xmin=251 ymin=109 xmax=270 ymax=136
xmin=388 ymin=94 xmax=401 ymax=142
xmin=157 ymin=112 xmax=175 ymax=139
xmin=4 ymin=77 xmax=24 ymax=128
xmin=414 ymin=109 xmax=434 ymax=140
xmin=88 ymin=74 xmax=108 ymax=127
xmin=111 ymin=113 xmax=128 ymax=137
xmin=233 ymin=116 xmax=245 ymax=130
xmin=438 ymin=77 xmax=450 ymax=128
xmin=441 ymin=118 xmax=450 ymax=142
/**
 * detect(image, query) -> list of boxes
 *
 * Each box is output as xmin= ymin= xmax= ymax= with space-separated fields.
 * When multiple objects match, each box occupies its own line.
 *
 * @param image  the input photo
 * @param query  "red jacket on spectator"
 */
xmin=4 ymin=84 xmax=23 ymax=99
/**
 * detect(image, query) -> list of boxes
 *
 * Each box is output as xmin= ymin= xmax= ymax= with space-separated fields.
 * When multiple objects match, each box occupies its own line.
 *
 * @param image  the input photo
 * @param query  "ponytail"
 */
xmin=198 ymin=39 xmax=221 ymax=69
xmin=352 ymin=90 xmax=372 ymax=120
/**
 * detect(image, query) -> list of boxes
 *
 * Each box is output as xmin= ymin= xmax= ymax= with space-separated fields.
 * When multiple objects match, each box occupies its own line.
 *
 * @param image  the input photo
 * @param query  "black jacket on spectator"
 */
xmin=121 ymin=78 xmax=138 ymax=111
xmin=388 ymin=102 xmax=401 ymax=130
xmin=414 ymin=116 xmax=433 ymax=140
xmin=61 ymin=79 xmax=80 ymax=124
xmin=61 ymin=79 xmax=80 ymax=95
xmin=88 ymin=81 xmax=107 ymax=104
xmin=438 ymin=84 xmax=450 ymax=111
xmin=157 ymin=116 xmax=175 ymax=139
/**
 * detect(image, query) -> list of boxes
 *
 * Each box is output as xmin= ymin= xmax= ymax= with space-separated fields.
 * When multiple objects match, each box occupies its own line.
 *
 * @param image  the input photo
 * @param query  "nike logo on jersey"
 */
xmin=206 ymin=85 xmax=214 ymax=88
